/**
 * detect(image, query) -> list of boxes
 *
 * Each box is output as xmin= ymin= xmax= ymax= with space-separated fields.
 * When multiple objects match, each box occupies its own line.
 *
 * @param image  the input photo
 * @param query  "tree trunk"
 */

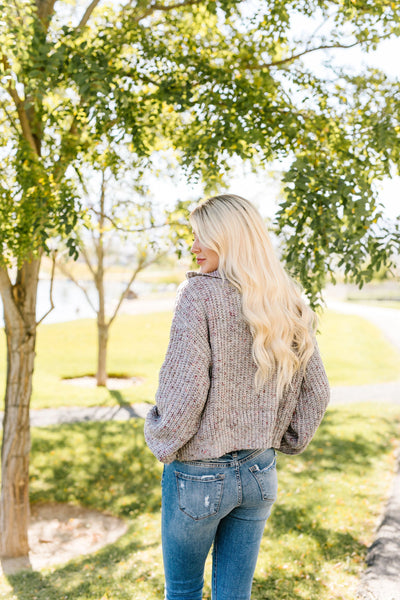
xmin=95 ymin=174 xmax=109 ymax=387
xmin=96 ymin=321 xmax=109 ymax=387
xmin=95 ymin=236 xmax=108 ymax=386
xmin=0 ymin=258 xmax=41 ymax=564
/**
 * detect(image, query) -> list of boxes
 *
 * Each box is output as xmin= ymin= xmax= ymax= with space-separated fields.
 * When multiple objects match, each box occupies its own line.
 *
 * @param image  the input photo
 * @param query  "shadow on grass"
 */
xmin=3 ymin=514 xmax=363 ymax=600
xmin=252 ymin=571 xmax=328 ymax=600
xmin=253 ymin=501 xmax=367 ymax=599
xmin=30 ymin=420 xmax=162 ymax=517
xmin=285 ymin=409 xmax=397 ymax=476
xmin=108 ymin=389 xmax=131 ymax=407
xmin=269 ymin=503 xmax=365 ymax=557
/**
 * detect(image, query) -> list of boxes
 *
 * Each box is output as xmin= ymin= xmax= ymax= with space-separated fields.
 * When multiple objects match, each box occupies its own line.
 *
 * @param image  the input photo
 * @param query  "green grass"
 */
xmin=0 ymin=312 xmax=172 ymax=409
xmin=1 ymin=309 xmax=400 ymax=411
xmin=0 ymin=402 xmax=399 ymax=599
xmin=317 ymin=310 xmax=400 ymax=386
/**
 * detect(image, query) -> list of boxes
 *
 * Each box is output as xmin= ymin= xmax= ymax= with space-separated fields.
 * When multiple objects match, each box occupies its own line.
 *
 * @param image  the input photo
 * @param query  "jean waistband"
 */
xmin=219 ymin=449 xmax=262 ymax=460
xmin=180 ymin=448 xmax=274 ymax=467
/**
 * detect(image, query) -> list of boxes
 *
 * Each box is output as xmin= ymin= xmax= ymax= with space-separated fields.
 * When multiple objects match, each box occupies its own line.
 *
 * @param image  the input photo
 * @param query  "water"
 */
xmin=0 ymin=278 xmax=175 ymax=326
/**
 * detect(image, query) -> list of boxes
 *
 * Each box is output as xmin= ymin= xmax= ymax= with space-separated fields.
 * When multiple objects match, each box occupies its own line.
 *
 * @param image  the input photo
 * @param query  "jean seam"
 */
xmin=174 ymin=471 xmax=225 ymax=482
xmin=212 ymin=536 xmax=218 ymax=600
xmin=249 ymin=456 xmax=276 ymax=475
xmin=235 ymin=462 xmax=242 ymax=506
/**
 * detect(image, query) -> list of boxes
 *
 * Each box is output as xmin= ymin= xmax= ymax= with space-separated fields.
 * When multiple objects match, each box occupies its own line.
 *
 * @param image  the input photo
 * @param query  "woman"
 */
xmin=144 ymin=194 xmax=330 ymax=600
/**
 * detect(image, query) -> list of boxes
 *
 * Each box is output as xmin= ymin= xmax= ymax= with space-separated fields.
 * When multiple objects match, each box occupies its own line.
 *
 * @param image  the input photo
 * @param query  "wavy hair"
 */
xmin=190 ymin=194 xmax=317 ymax=398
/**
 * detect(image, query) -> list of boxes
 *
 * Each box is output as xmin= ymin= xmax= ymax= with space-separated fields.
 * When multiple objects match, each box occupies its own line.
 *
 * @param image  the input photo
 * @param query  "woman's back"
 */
xmin=144 ymin=269 xmax=329 ymax=464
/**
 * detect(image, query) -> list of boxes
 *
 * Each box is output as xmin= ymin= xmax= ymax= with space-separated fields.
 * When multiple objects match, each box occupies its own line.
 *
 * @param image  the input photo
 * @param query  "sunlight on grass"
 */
xmin=0 ymin=403 xmax=399 ymax=600
xmin=317 ymin=311 xmax=400 ymax=386
xmin=0 ymin=313 xmax=171 ymax=410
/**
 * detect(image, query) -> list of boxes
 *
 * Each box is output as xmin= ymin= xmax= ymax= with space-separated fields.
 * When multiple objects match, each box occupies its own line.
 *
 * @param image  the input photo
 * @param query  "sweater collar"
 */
xmin=186 ymin=269 xmax=221 ymax=280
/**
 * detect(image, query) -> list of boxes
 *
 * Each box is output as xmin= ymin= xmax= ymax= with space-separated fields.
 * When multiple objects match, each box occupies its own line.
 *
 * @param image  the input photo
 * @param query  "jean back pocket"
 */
xmin=175 ymin=471 xmax=225 ymax=520
xmin=249 ymin=456 xmax=277 ymax=501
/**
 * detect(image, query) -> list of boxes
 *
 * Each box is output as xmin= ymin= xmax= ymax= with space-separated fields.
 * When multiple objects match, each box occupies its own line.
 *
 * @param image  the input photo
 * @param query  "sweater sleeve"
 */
xmin=144 ymin=281 xmax=212 ymax=463
xmin=278 ymin=343 xmax=330 ymax=455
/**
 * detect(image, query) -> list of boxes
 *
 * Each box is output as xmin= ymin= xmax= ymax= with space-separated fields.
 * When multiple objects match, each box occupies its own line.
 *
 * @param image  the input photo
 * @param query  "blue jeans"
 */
xmin=161 ymin=448 xmax=277 ymax=600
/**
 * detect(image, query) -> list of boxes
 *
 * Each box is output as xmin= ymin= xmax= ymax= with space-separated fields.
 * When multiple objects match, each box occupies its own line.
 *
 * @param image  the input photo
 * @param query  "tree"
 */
xmin=1 ymin=0 xmax=399 ymax=565
xmin=57 ymin=157 xmax=170 ymax=387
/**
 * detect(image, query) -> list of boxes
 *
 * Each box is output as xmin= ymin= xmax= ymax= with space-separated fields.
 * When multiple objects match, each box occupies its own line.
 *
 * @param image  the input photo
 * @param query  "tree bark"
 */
xmin=94 ymin=172 xmax=108 ymax=387
xmin=95 ymin=247 xmax=109 ymax=386
xmin=0 ymin=258 xmax=41 ymax=562
xmin=96 ymin=320 xmax=109 ymax=387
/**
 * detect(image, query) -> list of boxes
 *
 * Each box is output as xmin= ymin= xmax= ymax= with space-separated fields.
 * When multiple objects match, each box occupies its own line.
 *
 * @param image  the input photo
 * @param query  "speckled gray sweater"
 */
xmin=144 ymin=270 xmax=330 ymax=464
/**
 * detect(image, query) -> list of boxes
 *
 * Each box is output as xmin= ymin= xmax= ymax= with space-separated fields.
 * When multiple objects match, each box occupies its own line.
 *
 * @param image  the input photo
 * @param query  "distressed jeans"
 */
xmin=161 ymin=448 xmax=277 ymax=600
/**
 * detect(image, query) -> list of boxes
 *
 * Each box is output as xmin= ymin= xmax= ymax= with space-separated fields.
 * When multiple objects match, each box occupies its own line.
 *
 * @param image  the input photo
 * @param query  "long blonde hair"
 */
xmin=190 ymin=194 xmax=317 ymax=398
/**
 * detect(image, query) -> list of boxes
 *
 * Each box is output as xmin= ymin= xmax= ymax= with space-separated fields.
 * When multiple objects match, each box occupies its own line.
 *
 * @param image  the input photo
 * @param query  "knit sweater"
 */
xmin=144 ymin=270 xmax=330 ymax=464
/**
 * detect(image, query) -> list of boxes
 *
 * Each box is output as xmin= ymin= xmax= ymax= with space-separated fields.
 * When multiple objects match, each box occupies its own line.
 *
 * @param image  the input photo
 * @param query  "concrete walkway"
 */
xmin=27 ymin=402 xmax=152 ymax=427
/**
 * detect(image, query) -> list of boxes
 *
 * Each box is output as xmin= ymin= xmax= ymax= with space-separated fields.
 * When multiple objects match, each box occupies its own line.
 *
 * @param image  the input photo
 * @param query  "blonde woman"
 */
xmin=145 ymin=194 xmax=330 ymax=600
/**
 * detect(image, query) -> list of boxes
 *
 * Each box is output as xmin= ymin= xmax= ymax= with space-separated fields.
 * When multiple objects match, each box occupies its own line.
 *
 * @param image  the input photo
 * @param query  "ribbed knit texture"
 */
xmin=144 ymin=270 xmax=330 ymax=464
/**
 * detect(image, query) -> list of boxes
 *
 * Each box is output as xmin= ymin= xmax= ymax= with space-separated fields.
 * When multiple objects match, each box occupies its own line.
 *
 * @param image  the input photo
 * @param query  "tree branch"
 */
xmin=0 ymin=265 xmax=30 ymax=329
xmin=260 ymin=37 xmax=389 ymax=70
xmin=0 ymin=266 xmax=14 ymax=302
xmin=89 ymin=207 xmax=168 ymax=233
xmin=107 ymin=261 xmax=144 ymax=327
xmin=55 ymin=260 xmax=97 ymax=313
xmin=76 ymin=0 xmax=102 ymax=30
xmin=107 ymin=250 xmax=167 ymax=327
xmin=134 ymin=0 xmax=203 ymax=22
xmin=36 ymin=0 xmax=57 ymax=30
xmin=36 ymin=252 xmax=56 ymax=326
xmin=79 ymin=243 xmax=98 ymax=280
xmin=1 ymin=56 xmax=38 ymax=154
xmin=0 ymin=267 xmax=20 ymax=330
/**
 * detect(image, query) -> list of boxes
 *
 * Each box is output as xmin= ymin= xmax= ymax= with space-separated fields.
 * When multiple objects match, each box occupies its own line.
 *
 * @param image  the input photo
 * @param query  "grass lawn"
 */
xmin=0 ymin=308 xmax=400 ymax=410
xmin=0 ymin=402 xmax=399 ymax=599
xmin=0 ymin=312 xmax=172 ymax=410
xmin=317 ymin=310 xmax=400 ymax=386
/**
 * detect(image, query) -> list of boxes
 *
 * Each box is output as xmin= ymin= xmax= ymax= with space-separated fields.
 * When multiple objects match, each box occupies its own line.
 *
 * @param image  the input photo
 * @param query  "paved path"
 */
xmin=25 ymin=403 xmax=152 ymax=427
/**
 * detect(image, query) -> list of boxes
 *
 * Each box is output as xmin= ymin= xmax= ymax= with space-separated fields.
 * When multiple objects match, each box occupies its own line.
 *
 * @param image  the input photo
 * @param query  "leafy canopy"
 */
xmin=0 ymin=0 xmax=399 ymax=302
